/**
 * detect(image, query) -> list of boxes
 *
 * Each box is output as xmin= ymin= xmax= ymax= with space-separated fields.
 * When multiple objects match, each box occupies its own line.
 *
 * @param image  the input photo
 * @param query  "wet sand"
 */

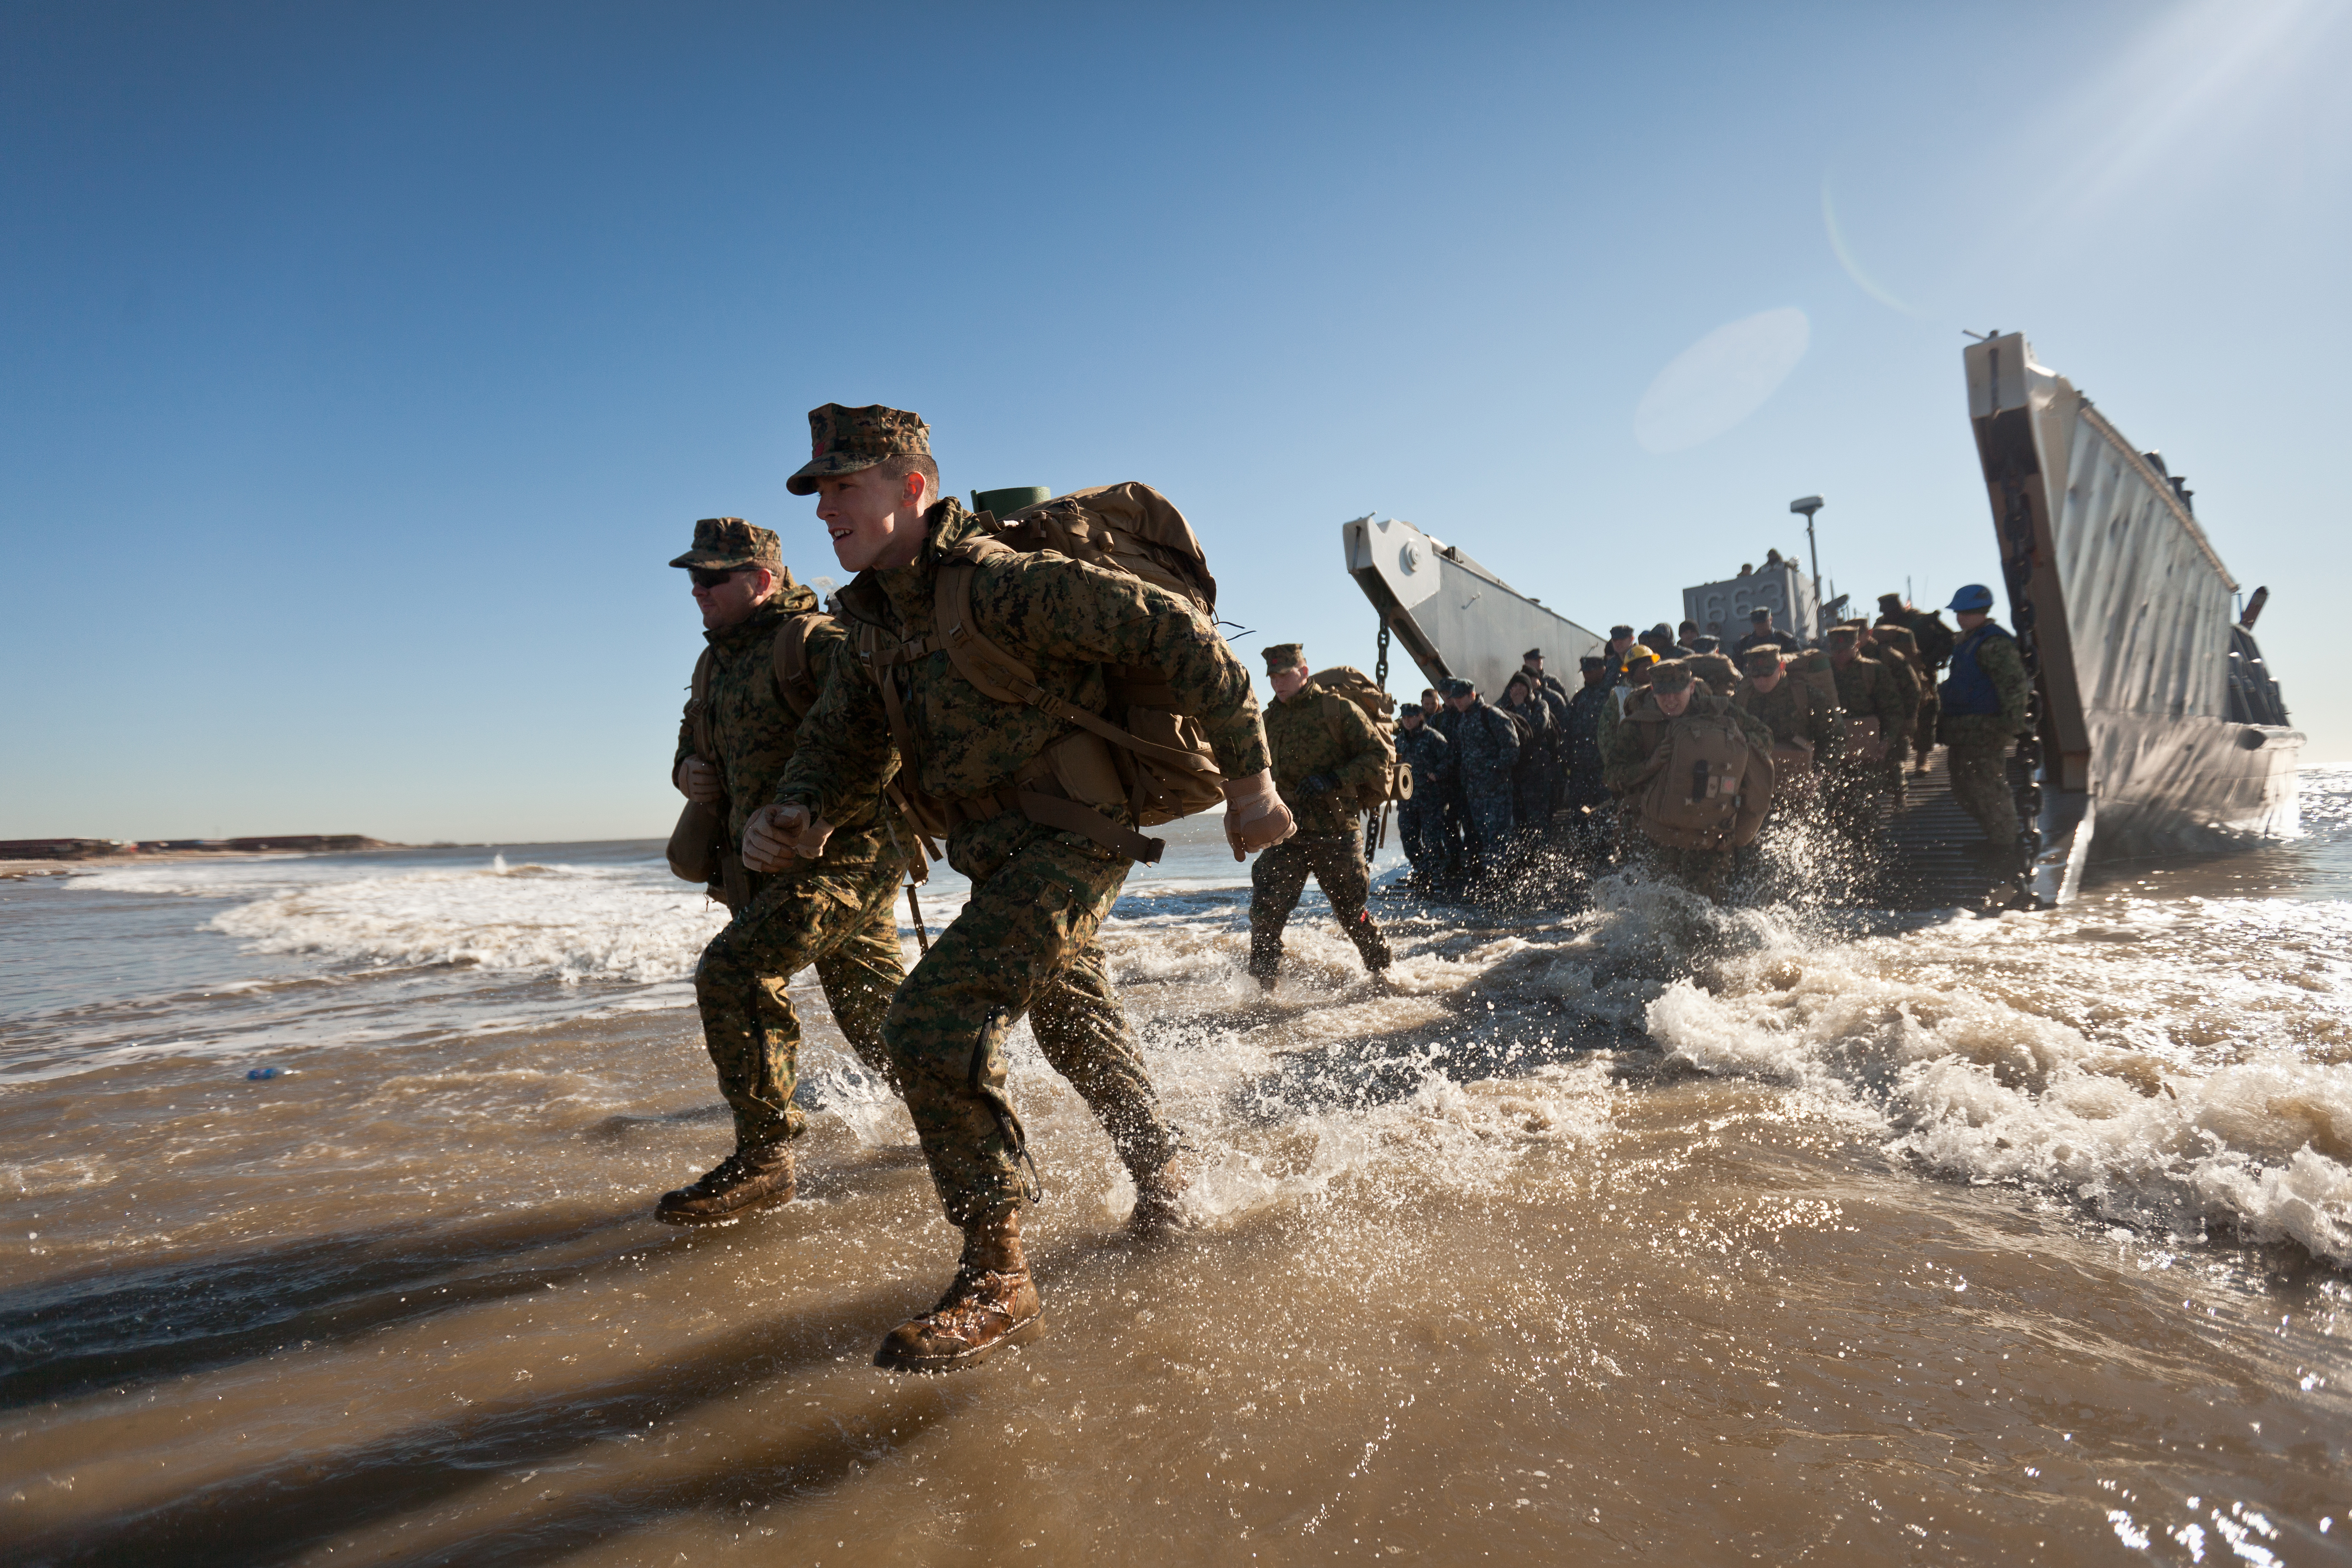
xmin=6 ymin=810 xmax=2352 ymax=1564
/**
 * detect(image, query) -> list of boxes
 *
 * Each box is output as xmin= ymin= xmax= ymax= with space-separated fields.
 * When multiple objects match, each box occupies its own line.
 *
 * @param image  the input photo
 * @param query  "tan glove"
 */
xmin=675 ymin=756 xmax=723 ymax=803
xmin=741 ymin=802 xmax=833 ymax=872
xmin=1221 ymin=769 xmax=1296 ymax=861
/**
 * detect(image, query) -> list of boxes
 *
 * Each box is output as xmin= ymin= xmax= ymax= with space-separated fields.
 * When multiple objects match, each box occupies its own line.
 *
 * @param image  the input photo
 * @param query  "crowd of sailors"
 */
xmin=1321 ymin=588 xmax=2029 ymax=921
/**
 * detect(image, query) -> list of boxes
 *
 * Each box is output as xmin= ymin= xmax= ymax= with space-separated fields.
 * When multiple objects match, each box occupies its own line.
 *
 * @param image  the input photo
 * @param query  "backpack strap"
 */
xmin=769 ymin=611 xmax=831 ymax=720
xmin=688 ymin=646 xmax=718 ymax=764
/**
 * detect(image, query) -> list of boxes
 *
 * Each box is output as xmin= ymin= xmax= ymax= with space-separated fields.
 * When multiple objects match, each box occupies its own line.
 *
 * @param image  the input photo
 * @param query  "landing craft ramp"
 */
xmin=1342 ymin=514 xmax=1604 ymax=698
xmin=1965 ymin=333 xmax=2301 ymax=902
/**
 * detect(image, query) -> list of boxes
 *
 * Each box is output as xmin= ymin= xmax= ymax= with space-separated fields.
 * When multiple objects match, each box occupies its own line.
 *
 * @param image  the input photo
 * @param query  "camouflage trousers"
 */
xmin=1632 ymin=833 xmax=1735 ymax=901
xmin=1248 ymin=823 xmax=1393 ymax=980
xmin=1947 ymin=743 xmax=2019 ymax=843
xmin=883 ymin=829 xmax=1176 ymax=1228
xmin=693 ymin=863 xmax=906 ymax=1150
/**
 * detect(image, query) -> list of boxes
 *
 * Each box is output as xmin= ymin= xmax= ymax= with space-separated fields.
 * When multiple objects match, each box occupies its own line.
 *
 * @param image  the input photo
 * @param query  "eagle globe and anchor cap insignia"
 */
xmin=786 ymin=403 xmax=932 ymax=495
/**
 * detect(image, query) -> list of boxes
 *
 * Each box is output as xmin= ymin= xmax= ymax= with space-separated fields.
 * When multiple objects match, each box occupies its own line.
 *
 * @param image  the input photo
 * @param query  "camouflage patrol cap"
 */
xmin=1441 ymin=677 xmax=1475 ymax=697
xmin=785 ymin=403 xmax=932 ymax=495
xmin=1609 ymin=624 xmax=1635 ymax=640
xmin=1690 ymin=634 xmax=1720 ymax=652
xmin=669 ymin=517 xmax=782 ymax=570
xmin=1650 ymin=660 xmax=1694 ymax=693
xmin=1878 ymin=592 xmax=1907 ymax=613
xmin=1827 ymin=624 xmax=1861 ymax=646
xmin=1749 ymin=608 xmax=1773 ymax=623
xmin=1400 ymin=702 xmax=1423 ymax=718
xmin=1741 ymin=645 xmax=1784 ymax=673
xmin=1262 ymin=642 xmax=1307 ymax=673
xmin=1579 ymin=655 xmax=1605 ymax=671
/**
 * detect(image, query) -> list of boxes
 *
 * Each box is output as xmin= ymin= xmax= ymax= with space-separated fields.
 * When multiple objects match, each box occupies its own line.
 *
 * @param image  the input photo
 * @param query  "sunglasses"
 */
xmin=688 ymin=566 xmax=749 ymax=590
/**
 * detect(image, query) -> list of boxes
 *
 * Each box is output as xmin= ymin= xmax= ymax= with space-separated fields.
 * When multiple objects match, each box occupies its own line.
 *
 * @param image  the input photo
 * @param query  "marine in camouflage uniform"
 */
xmin=770 ymin=404 xmax=1277 ymax=1372
xmin=1684 ymin=636 xmax=1742 ymax=698
xmin=1825 ymin=627 xmax=1908 ymax=830
xmin=1881 ymin=593 xmax=1957 ymax=769
xmin=1937 ymin=587 xmax=2031 ymax=854
xmin=662 ymin=518 xmax=910 ymax=1223
xmin=1599 ymin=661 xmax=1776 ymax=898
xmin=1248 ymin=644 xmax=1393 ymax=985
xmin=1857 ymin=621 xmax=1922 ymax=787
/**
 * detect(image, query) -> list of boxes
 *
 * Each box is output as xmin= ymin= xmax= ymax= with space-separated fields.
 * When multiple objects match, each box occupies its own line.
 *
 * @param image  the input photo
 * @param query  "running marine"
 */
xmin=1249 ymin=644 xmax=1394 ymax=987
xmin=760 ymin=404 xmax=1292 ymax=1374
xmin=664 ymin=518 xmax=910 ymax=1223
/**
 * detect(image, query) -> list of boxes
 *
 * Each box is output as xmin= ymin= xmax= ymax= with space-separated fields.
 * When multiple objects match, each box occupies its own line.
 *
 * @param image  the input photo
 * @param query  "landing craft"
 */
xmin=1340 ymin=333 xmax=2300 ymax=910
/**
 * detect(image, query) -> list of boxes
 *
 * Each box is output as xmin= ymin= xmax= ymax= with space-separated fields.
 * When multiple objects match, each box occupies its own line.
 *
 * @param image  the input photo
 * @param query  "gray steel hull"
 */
xmin=1965 ymin=333 xmax=2301 ymax=897
xmin=1341 ymin=514 xmax=1604 ymax=699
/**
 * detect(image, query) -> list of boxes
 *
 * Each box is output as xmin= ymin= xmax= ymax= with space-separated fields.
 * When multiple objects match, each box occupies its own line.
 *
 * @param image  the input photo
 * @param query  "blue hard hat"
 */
xmin=1946 ymin=583 xmax=1996 ymax=613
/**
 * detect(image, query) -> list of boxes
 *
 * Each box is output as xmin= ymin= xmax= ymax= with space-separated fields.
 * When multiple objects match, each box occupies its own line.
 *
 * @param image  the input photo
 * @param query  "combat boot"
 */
xmin=1128 ymin=1151 xmax=1195 ymax=1238
xmin=874 ymin=1209 xmax=1042 ymax=1373
xmin=654 ymin=1141 xmax=794 ymax=1225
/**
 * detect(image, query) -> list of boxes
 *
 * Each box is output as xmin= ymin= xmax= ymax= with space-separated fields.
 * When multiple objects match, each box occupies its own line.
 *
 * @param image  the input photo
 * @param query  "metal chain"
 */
xmin=1375 ymin=619 xmax=1390 ymax=693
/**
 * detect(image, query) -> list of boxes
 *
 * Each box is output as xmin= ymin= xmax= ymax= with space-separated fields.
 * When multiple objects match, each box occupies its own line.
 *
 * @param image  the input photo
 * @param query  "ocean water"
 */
xmin=5 ymin=784 xmax=2352 ymax=1564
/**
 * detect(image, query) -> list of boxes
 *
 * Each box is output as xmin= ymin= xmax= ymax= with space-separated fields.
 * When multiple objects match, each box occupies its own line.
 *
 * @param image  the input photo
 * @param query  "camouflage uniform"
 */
xmin=1250 ymin=670 xmax=1393 ymax=980
xmin=776 ymin=498 xmax=1269 ymax=1227
xmin=671 ymin=532 xmax=907 ymax=1153
xmin=1829 ymin=654 xmax=1908 ymax=784
xmin=1599 ymin=689 xmax=1776 ymax=897
xmin=1864 ymin=630 xmax=1923 ymax=779
xmin=1731 ymin=672 xmax=1843 ymax=753
xmin=1939 ymin=621 xmax=2031 ymax=844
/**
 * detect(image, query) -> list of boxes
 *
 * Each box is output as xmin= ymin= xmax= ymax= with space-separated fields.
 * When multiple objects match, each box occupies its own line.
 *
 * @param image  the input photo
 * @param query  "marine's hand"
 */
xmin=675 ymin=756 xmax=723 ymax=803
xmin=742 ymin=802 xmax=833 ymax=872
xmin=1221 ymin=769 xmax=1296 ymax=861
xmin=1299 ymin=772 xmax=1340 ymax=799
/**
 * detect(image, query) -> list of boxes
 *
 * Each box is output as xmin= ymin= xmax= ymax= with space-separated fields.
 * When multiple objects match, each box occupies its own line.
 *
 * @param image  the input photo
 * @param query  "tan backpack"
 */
xmin=1632 ymin=701 xmax=1770 ymax=851
xmin=854 ymin=485 xmax=1233 ymax=864
xmin=1307 ymin=665 xmax=1409 ymax=806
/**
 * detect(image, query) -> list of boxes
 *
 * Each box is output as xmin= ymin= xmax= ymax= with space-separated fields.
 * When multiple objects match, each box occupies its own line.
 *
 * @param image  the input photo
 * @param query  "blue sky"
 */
xmin=4 ymin=0 xmax=2346 ymax=842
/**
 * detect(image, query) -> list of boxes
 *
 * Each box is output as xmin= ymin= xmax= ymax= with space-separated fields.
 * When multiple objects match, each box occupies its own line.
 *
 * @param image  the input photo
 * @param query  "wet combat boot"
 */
xmin=1127 ymin=1151 xmax=1195 ymax=1237
xmin=873 ymin=1209 xmax=1042 ymax=1373
xmin=654 ymin=1141 xmax=794 ymax=1225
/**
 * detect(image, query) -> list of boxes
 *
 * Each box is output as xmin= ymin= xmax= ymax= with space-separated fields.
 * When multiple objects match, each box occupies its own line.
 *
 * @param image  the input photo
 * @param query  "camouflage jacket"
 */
xmin=1265 ymin=681 xmax=1386 ymax=837
xmin=1869 ymin=637 xmax=1922 ymax=716
xmin=1601 ymin=692 xmax=1775 ymax=795
xmin=1830 ymin=654 xmax=1910 ymax=743
xmin=1732 ymin=676 xmax=1844 ymax=752
xmin=1449 ymin=697 xmax=1520 ymax=797
xmin=774 ymin=499 xmax=1269 ymax=881
xmin=674 ymin=581 xmax=895 ymax=874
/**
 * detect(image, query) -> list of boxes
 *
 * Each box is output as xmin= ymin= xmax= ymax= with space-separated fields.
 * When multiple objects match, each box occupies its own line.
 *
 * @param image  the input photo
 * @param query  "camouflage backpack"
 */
xmin=856 ymin=483 xmax=1232 ymax=865
xmin=1307 ymin=665 xmax=1409 ymax=807
xmin=1629 ymin=697 xmax=1770 ymax=851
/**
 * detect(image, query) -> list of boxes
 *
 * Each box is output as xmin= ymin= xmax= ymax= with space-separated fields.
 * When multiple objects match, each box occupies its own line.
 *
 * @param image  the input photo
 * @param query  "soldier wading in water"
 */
xmin=757 ymin=404 xmax=1292 ymax=1373
xmin=662 ymin=519 xmax=910 ymax=1224
xmin=1247 ymin=643 xmax=1395 ymax=990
